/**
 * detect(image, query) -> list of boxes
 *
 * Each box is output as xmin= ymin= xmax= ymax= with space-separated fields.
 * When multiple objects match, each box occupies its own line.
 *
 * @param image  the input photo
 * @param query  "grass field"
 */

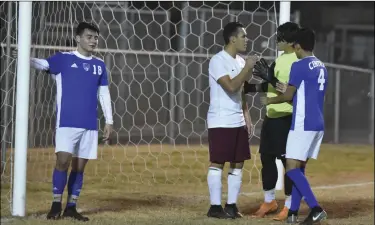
xmin=1 ymin=143 xmax=374 ymax=225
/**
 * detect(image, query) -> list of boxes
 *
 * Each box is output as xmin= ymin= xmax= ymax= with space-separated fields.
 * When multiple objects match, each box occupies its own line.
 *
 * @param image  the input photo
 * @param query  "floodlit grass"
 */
xmin=1 ymin=144 xmax=374 ymax=225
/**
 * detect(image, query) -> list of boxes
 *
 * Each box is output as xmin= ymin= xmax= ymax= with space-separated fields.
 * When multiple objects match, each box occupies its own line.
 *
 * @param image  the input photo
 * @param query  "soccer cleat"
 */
xmin=286 ymin=214 xmax=299 ymax=224
xmin=299 ymin=208 xmax=327 ymax=225
xmin=46 ymin=202 xmax=62 ymax=220
xmin=252 ymin=200 xmax=278 ymax=218
xmin=62 ymin=206 xmax=89 ymax=222
xmin=273 ymin=206 xmax=289 ymax=221
xmin=207 ymin=205 xmax=234 ymax=219
xmin=224 ymin=203 xmax=243 ymax=218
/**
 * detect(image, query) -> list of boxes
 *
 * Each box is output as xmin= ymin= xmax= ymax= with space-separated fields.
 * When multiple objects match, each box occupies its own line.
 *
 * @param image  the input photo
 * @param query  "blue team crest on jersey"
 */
xmin=83 ymin=63 xmax=90 ymax=71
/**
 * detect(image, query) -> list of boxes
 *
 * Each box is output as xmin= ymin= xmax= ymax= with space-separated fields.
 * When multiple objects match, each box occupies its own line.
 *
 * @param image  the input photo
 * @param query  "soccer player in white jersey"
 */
xmin=206 ymin=21 xmax=258 ymax=219
xmin=29 ymin=22 xmax=113 ymax=221
xmin=262 ymin=28 xmax=328 ymax=224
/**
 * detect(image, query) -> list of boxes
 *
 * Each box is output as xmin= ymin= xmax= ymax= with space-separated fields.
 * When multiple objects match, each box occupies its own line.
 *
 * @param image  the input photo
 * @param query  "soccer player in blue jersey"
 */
xmin=29 ymin=22 xmax=113 ymax=221
xmin=262 ymin=27 xmax=328 ymax=224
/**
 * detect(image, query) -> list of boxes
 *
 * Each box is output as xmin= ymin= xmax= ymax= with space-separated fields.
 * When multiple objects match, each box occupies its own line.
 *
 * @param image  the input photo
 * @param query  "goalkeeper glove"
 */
xmin=253 ymin=58 xmax=279 ymax=88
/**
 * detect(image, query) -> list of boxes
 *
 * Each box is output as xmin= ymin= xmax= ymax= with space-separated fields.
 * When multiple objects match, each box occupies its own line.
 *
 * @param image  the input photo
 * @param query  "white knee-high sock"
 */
xmin=264 ymin=189 xmax=276 ymax=203
xmin=207 ymin=167 xmax=222 ymax=205
xmin=284 ymin=195 xmax=292 ymax=209
xmin=227 ymin=168 xmax=242 ymax=204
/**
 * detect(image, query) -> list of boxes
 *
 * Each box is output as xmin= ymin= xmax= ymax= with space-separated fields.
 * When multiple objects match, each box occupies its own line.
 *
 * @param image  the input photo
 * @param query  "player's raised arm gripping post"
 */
xmin=250 ymin=22 xmax=300 ymax=221
xmin=28 ymin=22 xmax=113 ymax=222
xmin=263 ymin=28 xmax=328 ymax=224
xmin=206 ymin=21 xmax=258 ymax=219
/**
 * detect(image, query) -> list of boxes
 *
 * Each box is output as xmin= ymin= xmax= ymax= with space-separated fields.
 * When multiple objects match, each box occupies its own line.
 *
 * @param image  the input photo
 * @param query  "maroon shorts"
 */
xmin=208 ymin=126 xmax=251 ymax=163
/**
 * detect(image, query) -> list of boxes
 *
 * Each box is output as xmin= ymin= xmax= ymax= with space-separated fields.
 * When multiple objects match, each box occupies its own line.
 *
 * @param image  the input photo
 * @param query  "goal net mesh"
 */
xmin=1 ymin=1 xmax=283 ymax=214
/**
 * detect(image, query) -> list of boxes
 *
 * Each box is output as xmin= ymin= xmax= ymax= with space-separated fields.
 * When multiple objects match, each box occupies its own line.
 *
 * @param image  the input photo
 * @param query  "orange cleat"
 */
xmin=252 ymin=200 xmax=278 ymax=218
xmin=273 ymin=206 xmax=289 ymax=221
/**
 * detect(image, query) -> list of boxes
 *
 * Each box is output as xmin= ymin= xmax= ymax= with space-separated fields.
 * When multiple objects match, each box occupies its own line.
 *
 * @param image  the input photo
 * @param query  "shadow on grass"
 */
xmin=28 ymin=195 xmax=190 ymax=218
xmin=241 ymin=198 xmax=374 ymax=219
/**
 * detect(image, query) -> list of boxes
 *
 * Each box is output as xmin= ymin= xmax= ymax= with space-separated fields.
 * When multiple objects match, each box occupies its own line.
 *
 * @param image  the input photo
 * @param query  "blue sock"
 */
xmin=289 ymin=167 xmax=306 ymax=212
xmin=287 ymin=168 xmax=319 ymax=209
xmin=66 ymin=171 xmax=84 ymax=208
xmin=52 ymin=168 xmax=68 ymax=202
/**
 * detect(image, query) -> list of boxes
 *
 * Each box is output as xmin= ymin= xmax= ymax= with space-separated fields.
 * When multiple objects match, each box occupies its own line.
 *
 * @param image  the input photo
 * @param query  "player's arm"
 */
xmin=98 ymin=64 xmax=114 ymax=142
xmin=211 ymin=55 xmax=258 ymax=94
xmin=98 ymin=66 xmax=113 ymax=126
xmin=243 ymin=81 xmax=268 ymax=93
xmin=98 ymin=86 xmax=113 ymax=125
xmin=265 ymin=85 xmax=296 ymax=105
xmin=242 ymin=89 xmax=252 ymax=134
xmin=31 ymin=52 xmax=62 ymax=74
xmin=12 ymin=49 xmax=50 ymax=71
xmin=264 ymin=63 xmax=300 ymax=105
xmin=30 ymin=58 xmax=50 ymax=71
xmin=217 ymin=67 xmax=252 ymax=93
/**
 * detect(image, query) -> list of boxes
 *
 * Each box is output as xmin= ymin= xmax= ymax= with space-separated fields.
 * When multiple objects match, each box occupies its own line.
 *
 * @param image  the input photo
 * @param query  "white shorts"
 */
xmin=285 ymin=130 xmax=324 ymax=161
xmin=55 ymin=127 xmax=98 ymax=159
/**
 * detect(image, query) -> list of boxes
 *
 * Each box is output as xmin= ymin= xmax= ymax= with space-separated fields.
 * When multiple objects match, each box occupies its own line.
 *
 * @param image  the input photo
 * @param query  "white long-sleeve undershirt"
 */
xmin=98 ymin=86 xmax=113 ymax=125
xmin=30 ymin=58 xmax=49 ymax=70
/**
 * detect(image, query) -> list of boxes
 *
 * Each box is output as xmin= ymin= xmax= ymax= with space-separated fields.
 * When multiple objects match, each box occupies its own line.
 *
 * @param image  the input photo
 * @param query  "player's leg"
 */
xmin=62 ymin=129 xmax=97 ymax=221
xmin=271 ymin=155 xmax=294 ymax=221
xmin=285 ymin=131 xmax=327 ymax=224
xmin=297 ymin=131 xmax=327 ymax=224
xmin=224 ymin=126 xmax=250 ymax=218
xmin=225 ymin=161 xmax=244 ymax=218
xmin=286 ymin=160 xmax=307 ymax=222
xmin=252 ymin=153 xmax=279 ymax=218
xmin=285 ymin=161 xmax=306 ymax=224
xmin=47 ymin=128 xmax=82 ymax=220
xmin=206 ymin=128 xmax=232 ymax=219
xmin=271 ymin=115 xmax=293 ymax=221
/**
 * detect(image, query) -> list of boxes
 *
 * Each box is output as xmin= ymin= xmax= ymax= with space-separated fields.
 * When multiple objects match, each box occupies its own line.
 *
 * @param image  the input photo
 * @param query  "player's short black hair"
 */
xmin=75 ymin=22 xmax=100 ymax=36
xmin=223 ymin=22 xmax=244 ymax=45
xmin=276 ymin=22 xmax=300 ymax=43
xmin=294 ymin=27 xmax=315 ymax=52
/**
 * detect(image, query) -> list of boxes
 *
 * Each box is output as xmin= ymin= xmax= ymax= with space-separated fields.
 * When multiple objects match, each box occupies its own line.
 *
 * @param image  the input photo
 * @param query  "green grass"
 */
xmin=1 ymin=144 xmax=374 ymax=224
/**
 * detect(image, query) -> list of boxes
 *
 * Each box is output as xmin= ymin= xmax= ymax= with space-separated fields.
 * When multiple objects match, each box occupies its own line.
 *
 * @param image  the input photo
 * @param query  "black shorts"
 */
xmin=259 ymin=115 xmax=292 ymax=156
xmin=208 ymin=126 xmax=251 ymax=164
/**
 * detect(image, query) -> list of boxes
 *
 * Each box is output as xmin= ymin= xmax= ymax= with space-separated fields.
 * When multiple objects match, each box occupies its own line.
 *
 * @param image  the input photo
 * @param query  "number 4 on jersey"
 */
xmin=317 ymin=68 xmax=325 ymax=91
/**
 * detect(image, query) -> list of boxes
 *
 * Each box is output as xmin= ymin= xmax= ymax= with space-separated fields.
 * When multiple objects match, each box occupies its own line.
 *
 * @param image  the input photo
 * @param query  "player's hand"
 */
xmin=253 ymin=59 xmax=278 ymax=86
xmin=103 ymin=124 xmax=113 ymax=144
xmin=245 ymin=55 xmax=259 ymax=69
xmin=260 ymin=96 xmax=268 ymax=106
xmin=246 ymin=123 xmax=253 ymax=139
xmin=276 ymin=81 xmax=287 ymax=93
xmin=12 ymin=49 xmax=18 ymax=58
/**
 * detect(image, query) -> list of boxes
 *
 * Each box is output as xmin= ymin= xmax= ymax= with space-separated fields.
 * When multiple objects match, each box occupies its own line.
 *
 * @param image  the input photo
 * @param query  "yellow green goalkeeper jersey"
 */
xmin=266 ymin=52 xmax=299 ymax=118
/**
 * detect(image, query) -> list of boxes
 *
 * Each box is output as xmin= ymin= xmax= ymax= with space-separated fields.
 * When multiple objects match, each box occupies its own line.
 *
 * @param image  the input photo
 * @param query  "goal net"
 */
xmin=1 ymin=1 xmax=291 ymax=215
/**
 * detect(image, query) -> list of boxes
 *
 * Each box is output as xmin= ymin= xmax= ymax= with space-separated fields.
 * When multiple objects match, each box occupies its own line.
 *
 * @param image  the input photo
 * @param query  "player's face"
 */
xmin=76 ymin=29 xmax=99 ymax=53
xmin=234 ymin=28 xmax=248 ymax=52
xmin=277 ymin=40 xmax=288 ymax=51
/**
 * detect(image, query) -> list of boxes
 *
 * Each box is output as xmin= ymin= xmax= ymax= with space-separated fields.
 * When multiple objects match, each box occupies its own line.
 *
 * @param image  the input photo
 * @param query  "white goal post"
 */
xmin=3 ymin=1 xmax=295 ymax=217
xmin=12 ymin=2 xmax=32 ymax=217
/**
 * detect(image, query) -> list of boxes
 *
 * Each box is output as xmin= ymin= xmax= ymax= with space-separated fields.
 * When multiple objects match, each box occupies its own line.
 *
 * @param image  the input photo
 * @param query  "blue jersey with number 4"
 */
xmin=46 ymin=51 xmax=108 ymax=130
xmin=288 ymin=56 xmax=327 ymax=131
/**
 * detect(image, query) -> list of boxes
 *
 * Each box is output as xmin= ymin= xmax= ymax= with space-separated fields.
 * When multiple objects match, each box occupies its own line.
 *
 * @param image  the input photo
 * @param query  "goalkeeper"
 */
xmin=243 ymin=22 xmax=300 ymax=221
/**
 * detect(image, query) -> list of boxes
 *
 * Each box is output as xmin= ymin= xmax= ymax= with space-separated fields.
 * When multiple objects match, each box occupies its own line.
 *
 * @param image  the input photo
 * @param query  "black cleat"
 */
xmin=224 ymin=203 xmax=243 ymax=218
xmin=62 ymin=206 xmax=89 ymax=222
xmin=46 ymin=202 xmax=62 ymax=220
xmin=299 ymin=207 xmax=327 ymax=225
xmin=207 ymin=205 xmax=234 ymax=219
